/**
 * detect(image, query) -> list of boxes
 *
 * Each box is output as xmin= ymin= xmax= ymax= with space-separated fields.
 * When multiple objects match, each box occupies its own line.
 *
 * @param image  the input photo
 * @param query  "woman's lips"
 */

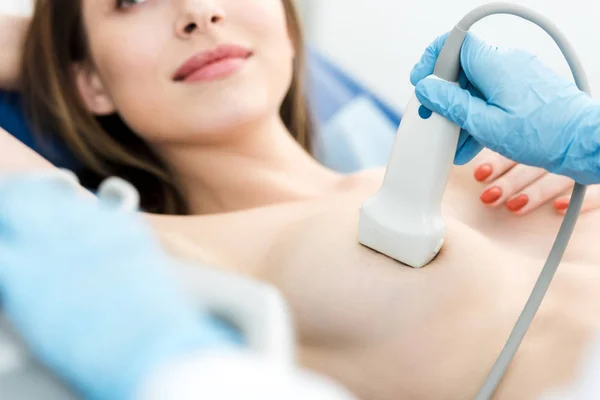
xmin=183 ymin=57 xmax=248 ymax=82
xmin=174 ymin=44 xmax=252 ymax=83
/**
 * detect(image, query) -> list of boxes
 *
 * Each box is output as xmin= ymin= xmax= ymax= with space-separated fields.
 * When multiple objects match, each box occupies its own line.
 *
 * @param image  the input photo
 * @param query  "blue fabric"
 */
xmin=0 ymin=91 xmax=80 ymax=170
xmin=306 ymin=48 xmax=401 ymax=128
xmin=314 ymin=96 xmax=397 ymax=173
xmin=306 ymin=49 xmax=401 ymax=172
xmin=0 ymin=49 xmax=403 ymax=172
xmin=0 ymin=91 xmax=35 ymax=149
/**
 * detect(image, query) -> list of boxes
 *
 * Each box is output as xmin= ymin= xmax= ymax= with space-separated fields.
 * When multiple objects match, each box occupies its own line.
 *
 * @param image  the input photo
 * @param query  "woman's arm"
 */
xmin=0 ymin=14 xmax=28 ymax=90
xmin=0 ymin=127 xmax=54 ymax=171
xmin=0 ymin=126 xmax=232 ymax=270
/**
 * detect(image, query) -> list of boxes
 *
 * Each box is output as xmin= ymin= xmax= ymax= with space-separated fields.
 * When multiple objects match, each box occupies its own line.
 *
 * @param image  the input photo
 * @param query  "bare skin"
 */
xmin=150 ymin=152 xmax=600 ymax=400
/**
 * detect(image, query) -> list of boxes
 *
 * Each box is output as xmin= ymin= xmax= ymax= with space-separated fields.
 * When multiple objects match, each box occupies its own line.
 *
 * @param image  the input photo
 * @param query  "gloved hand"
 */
xmin=410 ymin=32 xmax=600 ymax=185
xmin=0 ymin=174 xmax=241 ymax=400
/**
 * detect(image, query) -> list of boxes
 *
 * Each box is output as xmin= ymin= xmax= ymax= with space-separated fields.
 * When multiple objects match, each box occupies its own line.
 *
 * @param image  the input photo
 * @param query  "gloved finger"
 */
xmin=452 ymin=74 xmax=486 ymax=166
xmin=504 ymin=173 xmax=574 ymax=215
xmin=415 ymin=76 xmax=509 ymax=152
xmin=457 ymin=69 xmax=468 ymax=89
xmin=0 ymin=174 xmax=151 ymax=252
xmin=419 ymin=73 xmax=483 ymax=166
xmin=554 ymin=184 xmax=600 ymax=215
xmin=455 ymin=124 xmax=470 ymax=151
xmin=0 ymin=241 xmax=23 ymax=289
xmin=0 ymin=170 xmax=79 ymax=193
xmin=0 ymin=173 xmax=80 ymax=237
xmin=410 ymin=33 xmax=450 ymax=86
xmin=472 ymin=150 xmax=517 ymax=183
xmin=458 ymin=33 xmax=501 ymax=100
xmin=480 ymin=163 xmax=547 ymax=207
xmin=458 ymin=70 xmax=485 ymax=100
xmin=415 ymin=76 xmax=472 ymax=127
xmin=454 ymin=133 xmax=484 ymax=165
xmin=465 ymin=81 xmax=485 ymax=99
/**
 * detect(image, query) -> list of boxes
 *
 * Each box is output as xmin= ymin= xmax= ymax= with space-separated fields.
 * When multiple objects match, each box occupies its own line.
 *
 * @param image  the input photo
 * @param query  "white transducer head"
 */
xmin=358 ymin=28 xmax=467 ymax=268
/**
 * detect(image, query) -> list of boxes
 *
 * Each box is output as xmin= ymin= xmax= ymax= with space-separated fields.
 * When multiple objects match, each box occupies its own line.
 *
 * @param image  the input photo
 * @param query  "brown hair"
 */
xmin=20 ymin=0 xmax=313 ymax=214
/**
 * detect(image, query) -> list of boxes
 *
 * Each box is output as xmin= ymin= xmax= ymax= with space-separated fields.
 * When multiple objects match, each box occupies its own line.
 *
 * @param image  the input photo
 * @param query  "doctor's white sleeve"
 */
xmin=134 ymin=349 xmax=357 ymax=400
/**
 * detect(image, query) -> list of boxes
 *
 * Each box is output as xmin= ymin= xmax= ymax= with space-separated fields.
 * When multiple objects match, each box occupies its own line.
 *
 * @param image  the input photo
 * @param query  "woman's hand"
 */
xmin=472 ymin=149 xmax=600 ymax=215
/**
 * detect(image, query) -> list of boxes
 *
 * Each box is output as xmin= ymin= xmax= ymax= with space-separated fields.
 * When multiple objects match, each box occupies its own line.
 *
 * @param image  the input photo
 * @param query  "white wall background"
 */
xmin=306 ymin=0 xmax=600 ymax=109
xmin=2 ymin=0 xmax=599 ymax=109
xmin=0 ymin=0 xmax=30 ymax=15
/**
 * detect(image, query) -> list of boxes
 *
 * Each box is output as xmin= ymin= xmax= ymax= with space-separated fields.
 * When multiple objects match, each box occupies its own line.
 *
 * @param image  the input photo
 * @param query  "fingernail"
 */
xmin=480 ymin=186 xmax=502 ymax=204
xmin=474 ymin=164 xmax=493 ymax=181
xmin=506 ymin=194 xmax=529 ymax=212
xmin=554 ymin=198 xmax=570 ymax=211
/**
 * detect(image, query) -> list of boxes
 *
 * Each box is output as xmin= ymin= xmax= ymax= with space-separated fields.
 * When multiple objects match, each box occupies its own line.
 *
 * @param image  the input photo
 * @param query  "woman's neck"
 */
xmin=158 ymin=117 xmax=343 ymax=214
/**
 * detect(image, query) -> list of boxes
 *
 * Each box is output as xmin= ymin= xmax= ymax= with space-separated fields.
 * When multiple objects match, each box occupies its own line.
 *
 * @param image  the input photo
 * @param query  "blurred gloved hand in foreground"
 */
xmin=0 ymin=173 xmax=241 ymax=400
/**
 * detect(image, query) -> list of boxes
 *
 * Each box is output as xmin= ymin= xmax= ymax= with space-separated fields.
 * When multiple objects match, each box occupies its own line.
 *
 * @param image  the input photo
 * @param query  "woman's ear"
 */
xmin=73 ymin=63 xmax=116 ymax=115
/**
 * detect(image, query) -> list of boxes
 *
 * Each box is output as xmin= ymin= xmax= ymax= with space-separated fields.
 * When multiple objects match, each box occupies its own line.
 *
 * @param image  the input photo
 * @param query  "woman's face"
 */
xmin=78 ymin=0 xmax=295 ymax=144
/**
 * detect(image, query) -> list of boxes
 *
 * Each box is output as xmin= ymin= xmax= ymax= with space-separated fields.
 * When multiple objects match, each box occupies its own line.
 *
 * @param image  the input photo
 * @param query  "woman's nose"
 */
xmin=175 ymin=0 xmax=225 ymax=38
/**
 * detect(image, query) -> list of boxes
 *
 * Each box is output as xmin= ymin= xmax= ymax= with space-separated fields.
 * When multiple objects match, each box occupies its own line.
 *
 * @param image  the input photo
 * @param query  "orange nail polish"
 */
xmin=474 ymin=164 xmax=493 ymax=181
xmin=554 ymin=198 xmax=570 ymax=210
xmin=506 ymin=194 xmax=529 ymax=212
xmin=480 ymin=186 xmax=502 ymax=204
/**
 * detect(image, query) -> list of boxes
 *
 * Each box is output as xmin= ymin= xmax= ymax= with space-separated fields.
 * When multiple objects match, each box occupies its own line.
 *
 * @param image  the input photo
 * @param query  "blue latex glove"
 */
xmin=410 ymin=32 xmax=600 ymax=184
xmin=0 ymin=174 xmax=241 ymax=400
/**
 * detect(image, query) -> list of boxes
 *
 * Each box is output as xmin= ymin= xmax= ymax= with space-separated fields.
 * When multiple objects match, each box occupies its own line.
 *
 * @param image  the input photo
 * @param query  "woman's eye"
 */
xmin=116 ymin=0 xmax=146 ymax=9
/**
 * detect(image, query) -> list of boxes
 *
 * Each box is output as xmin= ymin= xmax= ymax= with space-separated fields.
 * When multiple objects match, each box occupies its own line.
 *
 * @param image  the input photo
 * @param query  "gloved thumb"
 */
xmin=414 ymin=76 xmax=473 ymax=127
xmin=415 ymin=76 xmax=509 ymax=153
